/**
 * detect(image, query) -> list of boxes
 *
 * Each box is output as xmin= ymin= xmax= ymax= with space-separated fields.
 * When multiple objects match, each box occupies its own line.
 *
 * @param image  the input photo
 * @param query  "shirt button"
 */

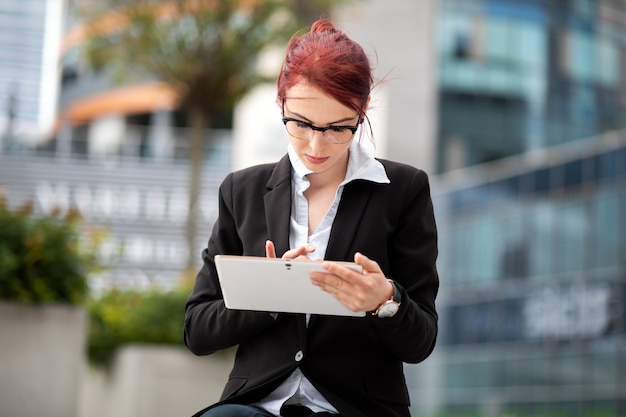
xmin=294 ymin=350 xmax=304 ymax=362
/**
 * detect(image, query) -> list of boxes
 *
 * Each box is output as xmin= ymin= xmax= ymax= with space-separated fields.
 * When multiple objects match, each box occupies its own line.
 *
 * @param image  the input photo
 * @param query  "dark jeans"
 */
xmin=199 ymin=404 xmax=338 ymax=417
xmin=199 ymin=405 xmax=274 ymax=417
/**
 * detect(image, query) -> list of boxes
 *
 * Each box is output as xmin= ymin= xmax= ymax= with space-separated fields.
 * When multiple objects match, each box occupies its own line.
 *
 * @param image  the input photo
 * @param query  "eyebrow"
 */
xmin=286 ymin=108 xmax=358 ymax=126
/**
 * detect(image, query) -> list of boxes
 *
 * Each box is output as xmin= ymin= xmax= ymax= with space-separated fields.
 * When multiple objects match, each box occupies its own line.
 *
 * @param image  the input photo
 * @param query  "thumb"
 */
xmin=354 ymin=252 xmax=381 ymax=274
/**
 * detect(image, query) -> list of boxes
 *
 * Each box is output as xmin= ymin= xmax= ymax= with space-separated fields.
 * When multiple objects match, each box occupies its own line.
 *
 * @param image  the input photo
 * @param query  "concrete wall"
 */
xmin=78 ymin=345 xmax=235 ymax=417
xmin=0 ymin=302 xmax=233 ymax=417
xmin=0 ymin=302 xmax=87 ymax=417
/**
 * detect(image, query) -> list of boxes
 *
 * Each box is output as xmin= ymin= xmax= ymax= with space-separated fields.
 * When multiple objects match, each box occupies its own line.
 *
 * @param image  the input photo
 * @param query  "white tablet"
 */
xmin=214 ymin=255 xmax=365 ymax=317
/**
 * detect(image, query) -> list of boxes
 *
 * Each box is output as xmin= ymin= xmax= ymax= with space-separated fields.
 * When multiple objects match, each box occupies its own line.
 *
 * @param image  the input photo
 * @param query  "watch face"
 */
xmin=377 ymin=301 xmax=399 ymax=318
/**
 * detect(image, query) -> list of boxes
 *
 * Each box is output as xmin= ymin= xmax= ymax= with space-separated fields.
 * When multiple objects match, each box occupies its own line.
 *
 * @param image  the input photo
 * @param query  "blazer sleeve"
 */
xmin=183 ymin=172 xmax=277 ymax=356
xmin=368 ymin=166 xmax=439 ymax=364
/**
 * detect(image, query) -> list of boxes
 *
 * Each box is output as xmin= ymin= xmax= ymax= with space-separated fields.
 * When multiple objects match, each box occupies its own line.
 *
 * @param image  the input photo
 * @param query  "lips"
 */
xmin=305 ymin=155 xmax=329 ymax=164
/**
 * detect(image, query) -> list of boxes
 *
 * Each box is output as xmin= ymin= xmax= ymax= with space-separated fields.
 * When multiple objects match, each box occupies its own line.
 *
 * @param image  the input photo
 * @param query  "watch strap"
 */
xmin=388 ymin=279 xmax=401 ymax=303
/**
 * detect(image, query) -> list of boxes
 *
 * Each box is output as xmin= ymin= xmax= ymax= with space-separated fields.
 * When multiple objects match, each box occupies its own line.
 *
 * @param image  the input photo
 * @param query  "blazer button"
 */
xmin=294 ymin=350 xmax=304 ymax=362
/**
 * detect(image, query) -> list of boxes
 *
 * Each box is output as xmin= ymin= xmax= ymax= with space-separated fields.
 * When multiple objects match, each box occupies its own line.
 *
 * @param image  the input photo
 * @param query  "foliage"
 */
xmin=0 ymin=198 xmax=103 ymax=305
xmin=87 ymin=285 xmax=191 ymax=367
xmin=79 ymin=0 xmax=349 ymax=114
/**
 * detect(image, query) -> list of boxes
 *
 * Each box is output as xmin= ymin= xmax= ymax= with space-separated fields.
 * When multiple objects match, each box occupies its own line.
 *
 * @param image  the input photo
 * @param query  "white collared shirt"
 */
xmin=251 ymin=141 xmax=389 ymax=415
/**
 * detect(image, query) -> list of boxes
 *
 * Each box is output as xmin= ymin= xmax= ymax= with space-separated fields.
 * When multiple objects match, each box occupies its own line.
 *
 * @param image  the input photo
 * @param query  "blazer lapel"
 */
xmin=309 ymin=181 xmax=374 ymax=329
xmin=264 ymin=155 xmax=308 ymax=336
xmin=263 ymin=162 xmax=375 ymax=261
xmin=325 ymin=180 xmax=374 ymax=261
xmin=263 ymin=155 xmax=293 ymax=261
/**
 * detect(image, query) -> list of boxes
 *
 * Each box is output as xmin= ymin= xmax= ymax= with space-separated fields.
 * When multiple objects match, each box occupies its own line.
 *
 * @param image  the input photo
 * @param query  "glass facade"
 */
xmin=0 ymin=0 xmax=45 ymax=123
xmin=430 ymin=1 xmax=626 ymax=415
xmin=432 ymin=132 xmax=626 ymax=415
xmin=0 ymin=0 xmax=62 ymax=140
xmin=443 ymin=143 xmax=625 ymax=287
xmin=436 ymin=0 xmax=626 ymax=173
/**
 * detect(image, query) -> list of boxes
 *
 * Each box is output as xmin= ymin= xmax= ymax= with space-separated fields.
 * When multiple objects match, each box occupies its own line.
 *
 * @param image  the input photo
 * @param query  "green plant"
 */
xmin=87 ymin=285 xmax=191 ymax=367
xmin=0 ymin=198 xmax=102 ymax=305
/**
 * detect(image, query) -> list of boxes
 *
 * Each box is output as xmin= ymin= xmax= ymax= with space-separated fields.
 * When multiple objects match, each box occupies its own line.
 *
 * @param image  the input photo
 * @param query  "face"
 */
xmin=282 ymin=82 xmax=360 ymax=182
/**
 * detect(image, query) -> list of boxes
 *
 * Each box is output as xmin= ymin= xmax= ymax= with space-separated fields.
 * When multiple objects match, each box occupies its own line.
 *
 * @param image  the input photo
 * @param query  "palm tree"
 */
xmin=79 ymin=0 xmax=354 ymax=270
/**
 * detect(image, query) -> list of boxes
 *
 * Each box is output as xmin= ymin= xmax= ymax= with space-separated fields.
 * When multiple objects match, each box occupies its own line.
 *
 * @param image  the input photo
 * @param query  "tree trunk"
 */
xmin=186 ymin=107 xmax=209 ymax=272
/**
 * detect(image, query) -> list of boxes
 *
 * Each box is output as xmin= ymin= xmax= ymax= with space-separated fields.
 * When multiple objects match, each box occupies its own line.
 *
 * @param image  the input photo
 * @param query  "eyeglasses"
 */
xmin=281 ymin=117 xmax=359 ymax=144
xmin=281 ymin=99 xmax=360 ymax=144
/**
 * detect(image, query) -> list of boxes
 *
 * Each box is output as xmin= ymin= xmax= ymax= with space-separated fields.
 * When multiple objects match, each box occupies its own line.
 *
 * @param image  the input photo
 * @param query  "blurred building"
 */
xmin=57 ymin=1 xmax=202 ymax=161
xmin=0 ymin=0 xmax=232 ymax=290
xmin=0 ymin=0 xmax=64 ymax=148
xmin=436 ymin=0 xmax=625 ymax=173
xmin=428 ymin=129 xmax=626 ymax=416
xmin=421 ymin=0 xmax=626 ymax=416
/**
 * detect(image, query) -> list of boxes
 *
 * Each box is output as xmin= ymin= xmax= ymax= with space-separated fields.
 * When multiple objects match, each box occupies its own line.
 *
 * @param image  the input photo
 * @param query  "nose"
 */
xmin=308 ymin=129 xmax=327 ymax=151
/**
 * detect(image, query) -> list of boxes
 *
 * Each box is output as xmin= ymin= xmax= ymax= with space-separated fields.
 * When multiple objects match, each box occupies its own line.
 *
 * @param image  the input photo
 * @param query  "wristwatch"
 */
xmin=372 ymin=280 xmax=401 ymax=318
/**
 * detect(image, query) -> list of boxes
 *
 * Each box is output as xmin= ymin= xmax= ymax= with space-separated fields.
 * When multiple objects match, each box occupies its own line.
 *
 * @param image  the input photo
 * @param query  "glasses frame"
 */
xmin=281 ymin=100 xmax=360 ymax=145
xmin=281 ymin=117 xmax=359 ymax=144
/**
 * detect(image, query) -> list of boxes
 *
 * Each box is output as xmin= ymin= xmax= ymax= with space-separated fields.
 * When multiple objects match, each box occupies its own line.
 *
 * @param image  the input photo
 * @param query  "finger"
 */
xmin=310 ymin=270 xmax=366 ymax=312
xmin=315 ymin=276 xmax=362 ymax=313
xmin=354 ymin=252 xmax=383 ymax=274
xmin=265 ymin=240 xmax=276 ymax=258
xmin=320 ymin=261 xmax=361 ymax=283
xmin=310 ymin=270 xmax=338 ymax=289
xmin=336 ymin=277 xmax=344 ymax=289
xmin=311 ymin=270 xmax=347 ymax=295
xmin=281 ymin=244 xmax=315 ymax=260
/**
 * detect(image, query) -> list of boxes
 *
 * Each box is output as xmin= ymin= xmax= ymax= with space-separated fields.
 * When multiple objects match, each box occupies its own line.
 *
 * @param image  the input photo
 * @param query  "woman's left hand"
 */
xmin=310 ymin=252 xmax=393 ymax=313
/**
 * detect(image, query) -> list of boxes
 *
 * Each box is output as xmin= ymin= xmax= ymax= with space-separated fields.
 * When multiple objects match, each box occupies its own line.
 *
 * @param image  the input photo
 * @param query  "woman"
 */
xmin=184 ymin=19 xmax=439 ymax=417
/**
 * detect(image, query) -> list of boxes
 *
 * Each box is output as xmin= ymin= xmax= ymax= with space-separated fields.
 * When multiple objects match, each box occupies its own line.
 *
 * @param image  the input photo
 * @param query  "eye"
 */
xmin=328 ymin=126 xmax=348 ymax=133
xmin=294 ymin=120 xmax=310 ymax=129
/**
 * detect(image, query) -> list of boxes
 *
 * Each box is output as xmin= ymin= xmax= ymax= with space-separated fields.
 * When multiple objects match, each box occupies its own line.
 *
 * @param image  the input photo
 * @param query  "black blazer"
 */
xmin=184 ymin=154 xmax=439 ymax=417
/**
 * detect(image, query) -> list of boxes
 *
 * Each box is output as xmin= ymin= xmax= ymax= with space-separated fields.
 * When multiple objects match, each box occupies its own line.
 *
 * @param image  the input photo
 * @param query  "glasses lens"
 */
xmin=324 ymin=126 xmax=354 ymax=144
xmin=285 ymin=120 xmax=310 ymax=140
xmin=284 ymin=120 xmax=354 ymax=144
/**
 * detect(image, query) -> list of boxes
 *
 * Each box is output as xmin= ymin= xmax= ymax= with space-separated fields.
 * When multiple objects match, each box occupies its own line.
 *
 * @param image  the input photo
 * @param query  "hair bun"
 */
xmin=310 ymin=19 xmax=338 ymax=34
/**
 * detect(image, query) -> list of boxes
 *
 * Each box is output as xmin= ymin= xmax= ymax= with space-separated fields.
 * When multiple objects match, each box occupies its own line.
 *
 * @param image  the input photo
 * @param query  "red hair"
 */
xmin=277 ymin=19 xmax=373 ymax=128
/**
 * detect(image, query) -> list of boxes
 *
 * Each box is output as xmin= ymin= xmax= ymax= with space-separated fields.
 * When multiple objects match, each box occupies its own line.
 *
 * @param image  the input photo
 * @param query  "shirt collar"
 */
xmin=287 ymin=140 xmax=390 ymax=186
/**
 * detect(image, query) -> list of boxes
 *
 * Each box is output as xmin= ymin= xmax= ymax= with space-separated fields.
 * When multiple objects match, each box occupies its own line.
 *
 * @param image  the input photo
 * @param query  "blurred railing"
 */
xmin=0 ymin=126 xmax=233 ymax=292
xmin=1 ymin=124 xmax=231 ymax=165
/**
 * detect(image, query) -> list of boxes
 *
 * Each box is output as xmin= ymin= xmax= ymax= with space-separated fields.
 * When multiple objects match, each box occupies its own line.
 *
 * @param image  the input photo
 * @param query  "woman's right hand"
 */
xmin=265 ymin=240 xmax=316 ymax=260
